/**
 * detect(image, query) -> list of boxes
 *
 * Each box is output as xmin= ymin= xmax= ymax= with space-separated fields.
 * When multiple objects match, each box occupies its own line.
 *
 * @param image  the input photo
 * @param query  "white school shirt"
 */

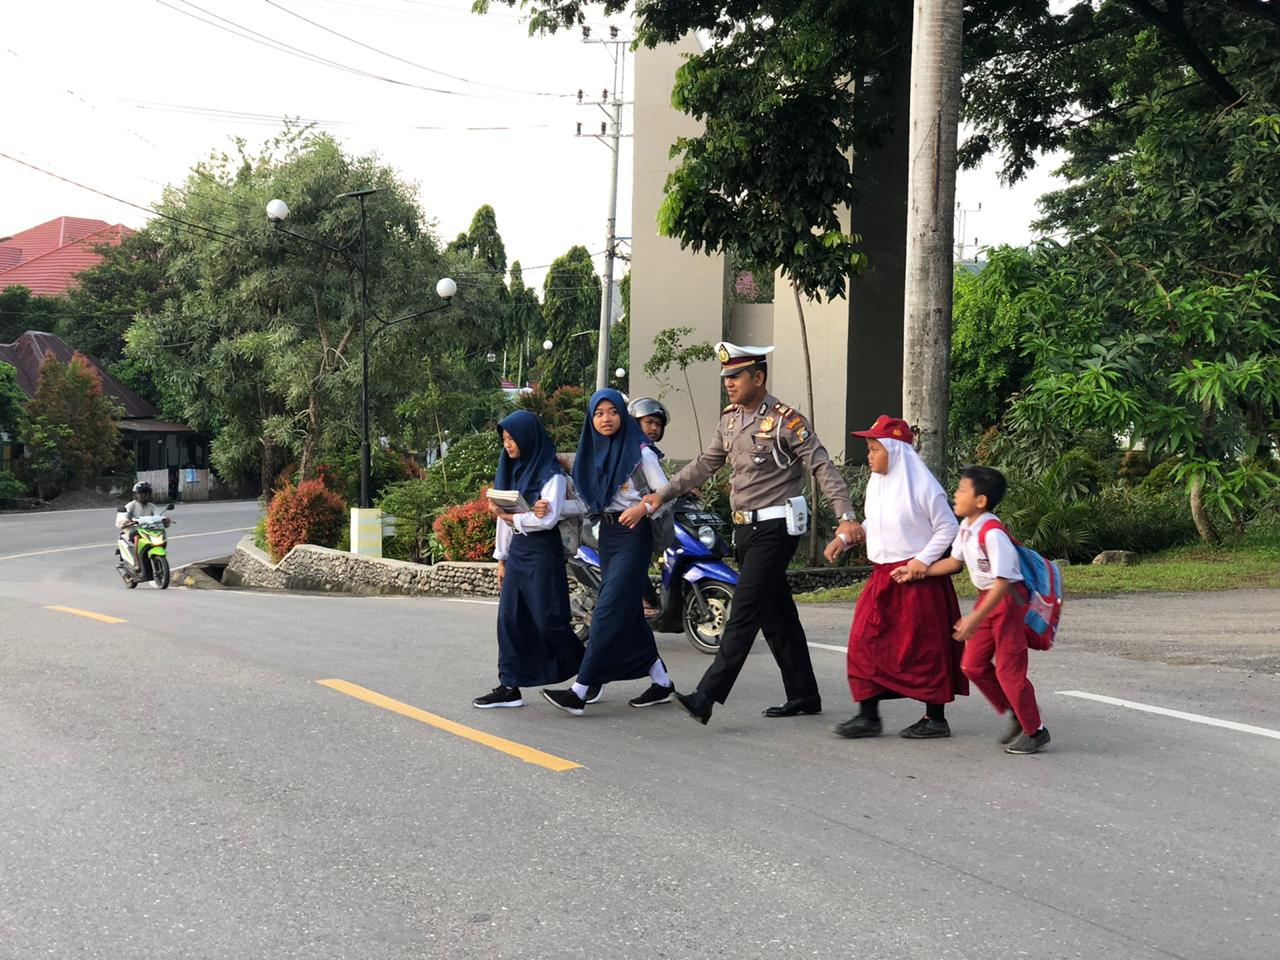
xmin=560 ymin=445 xmax=669 ymax=518
xmin=493 ymin=474 xmax=566 ymax=561
xmin=952 ymin=512 xmax=1023 ymax=592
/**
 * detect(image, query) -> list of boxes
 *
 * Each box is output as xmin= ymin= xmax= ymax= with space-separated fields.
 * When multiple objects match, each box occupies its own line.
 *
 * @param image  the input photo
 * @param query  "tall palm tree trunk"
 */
xmin=902 ymin=0 xmax=963 ymax=477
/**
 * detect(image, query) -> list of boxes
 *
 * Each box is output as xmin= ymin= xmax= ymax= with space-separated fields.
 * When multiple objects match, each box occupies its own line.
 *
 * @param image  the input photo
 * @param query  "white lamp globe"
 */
xmin=615 ymin=367 xmax=626 ymax=378
xmin=436 ymin=277 xmax=458 ymax=300
xmin=542 ymin=339 xmax=554 ymax=351
xmin=266 ymin=199 xmax=289 ymax=222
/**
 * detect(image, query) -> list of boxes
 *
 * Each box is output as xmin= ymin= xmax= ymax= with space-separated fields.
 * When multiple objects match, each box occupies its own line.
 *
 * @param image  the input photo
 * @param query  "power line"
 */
xmin=263 ymin=0 xmax=576 ymax=99
xmin=0 ymin=152 xmax=246 ymax=247
xmin=155 ymin=0 xmax=567 ymax=102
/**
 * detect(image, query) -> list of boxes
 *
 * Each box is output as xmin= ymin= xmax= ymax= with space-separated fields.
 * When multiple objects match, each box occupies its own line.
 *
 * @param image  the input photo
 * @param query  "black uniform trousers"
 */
xmin=695 ymin=518 xmax=820 ymax=705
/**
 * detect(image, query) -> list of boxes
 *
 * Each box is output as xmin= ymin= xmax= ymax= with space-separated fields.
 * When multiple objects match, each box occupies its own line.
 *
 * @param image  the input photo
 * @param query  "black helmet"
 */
xmin=627 ymin=397 xmax=670 ymax=426
xmin=133 ymin=481 xmax=153 ymax=496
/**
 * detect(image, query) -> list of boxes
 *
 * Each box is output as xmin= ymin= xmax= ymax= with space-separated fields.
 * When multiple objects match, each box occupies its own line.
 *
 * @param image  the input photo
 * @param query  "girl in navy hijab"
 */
xmin=541 ymin=389 xmax=676 ymax=715
xmin=474 ymin=410 xmax=583 ymax=709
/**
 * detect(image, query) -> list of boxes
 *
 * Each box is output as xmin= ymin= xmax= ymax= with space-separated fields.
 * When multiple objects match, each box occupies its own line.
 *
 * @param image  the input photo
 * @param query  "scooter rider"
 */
xmin=628 ymin=397 xmax=670 ymax=451
xmin=116 ymin=482 xmax=169 ymax=571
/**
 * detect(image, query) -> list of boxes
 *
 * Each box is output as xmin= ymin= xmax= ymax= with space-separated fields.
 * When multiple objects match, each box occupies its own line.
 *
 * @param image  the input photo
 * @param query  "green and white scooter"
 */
xmin=116 ymin=503 xmax=175 ymax=589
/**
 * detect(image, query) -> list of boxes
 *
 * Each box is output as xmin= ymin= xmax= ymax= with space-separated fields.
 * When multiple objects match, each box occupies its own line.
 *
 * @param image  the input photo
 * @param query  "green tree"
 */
xmin=536 ymin=246 xmax=600 ymax=391
xmin=949 ymin=248 xmax=1039 ymax=444
xmin=464 ymin=204 xmax=508 ymax=275
xmin=1006 ymin=49 xmax=1280 ymax=542
xmin=642 ymin=326 xmax=716 ymax=451
xmin=127 ymin=130 xmax=454 ymax=492
xmin=20 ymin=351 xmax=127 ymax=498
xmin=506 ymin=260 xmax=544 ymax=386
xmin=0 ymin=286 xmax=63 ymax=345
xmin=0 ymin=361 xmax=25 ymax=438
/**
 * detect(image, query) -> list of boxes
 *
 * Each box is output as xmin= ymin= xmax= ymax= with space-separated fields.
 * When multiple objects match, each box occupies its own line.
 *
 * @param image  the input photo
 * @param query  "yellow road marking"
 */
xmin=45 ymin=605 xmax=127 ymax=624
xmin=317 ymin=679 xmax=581 ymax=773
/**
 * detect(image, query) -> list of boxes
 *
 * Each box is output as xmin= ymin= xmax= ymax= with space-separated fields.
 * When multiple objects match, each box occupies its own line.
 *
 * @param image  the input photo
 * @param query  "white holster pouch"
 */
xmin=785 ymin=496 xmax=809 ymax=537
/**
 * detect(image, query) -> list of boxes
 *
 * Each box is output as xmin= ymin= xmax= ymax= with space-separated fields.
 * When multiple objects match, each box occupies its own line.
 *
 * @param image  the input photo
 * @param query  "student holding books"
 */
xmin=473 ymin=411 xmax=584 ymax=710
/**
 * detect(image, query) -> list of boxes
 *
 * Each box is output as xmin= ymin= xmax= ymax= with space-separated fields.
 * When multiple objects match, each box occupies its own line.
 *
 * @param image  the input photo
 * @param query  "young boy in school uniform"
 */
xmin=914 ymin=465 xmax=1051 ymax=755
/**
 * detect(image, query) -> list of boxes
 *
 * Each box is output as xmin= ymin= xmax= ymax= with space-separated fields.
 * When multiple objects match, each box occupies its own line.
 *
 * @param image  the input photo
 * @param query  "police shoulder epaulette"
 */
xmin=722 ymin=403 xmax=737 ymax=414
xmin=773 ymin=402 xmax=795 ymax=418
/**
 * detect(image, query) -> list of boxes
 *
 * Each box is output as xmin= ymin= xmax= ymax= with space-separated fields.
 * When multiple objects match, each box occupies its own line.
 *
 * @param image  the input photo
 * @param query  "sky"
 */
xmin=2 ymin=0 xmax=1062 ymax=288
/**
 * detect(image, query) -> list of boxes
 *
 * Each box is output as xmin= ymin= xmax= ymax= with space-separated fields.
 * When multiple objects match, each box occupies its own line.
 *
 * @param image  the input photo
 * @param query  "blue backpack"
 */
xmin=978 ymin=520 xmax=1064 ymax=651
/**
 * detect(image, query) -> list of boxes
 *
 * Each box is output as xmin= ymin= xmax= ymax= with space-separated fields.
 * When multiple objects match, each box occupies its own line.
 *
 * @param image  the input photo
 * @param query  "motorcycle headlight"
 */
xmin=697 ymin=525 xmax=717 ymax=549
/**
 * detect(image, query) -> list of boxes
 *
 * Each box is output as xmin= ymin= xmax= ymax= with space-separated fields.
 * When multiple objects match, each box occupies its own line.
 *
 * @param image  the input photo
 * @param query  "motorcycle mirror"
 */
xmin=165 ymin=503 xmax=175 ymax=511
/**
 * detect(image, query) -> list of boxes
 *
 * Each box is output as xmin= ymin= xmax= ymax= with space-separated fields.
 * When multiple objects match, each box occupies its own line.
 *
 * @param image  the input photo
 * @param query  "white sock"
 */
xmin=571 ymin=682 xmax=590 ymax=700
xmin=649 ymin=658 xmax=671 ymax=687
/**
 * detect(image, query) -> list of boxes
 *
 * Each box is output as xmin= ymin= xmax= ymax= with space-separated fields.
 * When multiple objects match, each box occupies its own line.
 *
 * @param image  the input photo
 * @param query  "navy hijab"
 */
xmin=494 ymin=410 xmax=560 ymax=505
xmin=573 ymin=388 xmax=646 ymax=516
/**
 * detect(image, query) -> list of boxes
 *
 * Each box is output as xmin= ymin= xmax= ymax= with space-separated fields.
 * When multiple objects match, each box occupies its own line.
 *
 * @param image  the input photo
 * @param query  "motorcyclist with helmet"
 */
xmin=115 ymin=481 xmax=169 ymax=571
xmin=627 ymin=397 xmax=670 ymax=451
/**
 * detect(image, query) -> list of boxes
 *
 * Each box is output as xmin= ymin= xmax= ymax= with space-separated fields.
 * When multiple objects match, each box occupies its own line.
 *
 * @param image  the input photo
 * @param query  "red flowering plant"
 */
xmin=265 ymin=479 xmax=347 ymax=561
xmin=433 ymin=493 xmax=496 ymax=562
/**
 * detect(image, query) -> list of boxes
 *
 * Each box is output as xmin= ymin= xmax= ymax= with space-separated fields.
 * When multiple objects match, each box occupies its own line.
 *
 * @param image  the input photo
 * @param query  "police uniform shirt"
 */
xmin=658 ymin=394 xmax=855 ymax=518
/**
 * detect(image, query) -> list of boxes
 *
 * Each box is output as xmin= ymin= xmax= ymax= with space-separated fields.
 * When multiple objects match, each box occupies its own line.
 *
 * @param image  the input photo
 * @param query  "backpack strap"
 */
xmin=976 ymin=518 xmax=1007 ymax=557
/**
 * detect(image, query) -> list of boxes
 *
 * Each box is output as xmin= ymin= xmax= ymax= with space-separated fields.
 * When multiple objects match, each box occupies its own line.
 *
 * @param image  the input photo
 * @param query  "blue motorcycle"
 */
xmin=567 ymin=496 xmax=737 ymax=654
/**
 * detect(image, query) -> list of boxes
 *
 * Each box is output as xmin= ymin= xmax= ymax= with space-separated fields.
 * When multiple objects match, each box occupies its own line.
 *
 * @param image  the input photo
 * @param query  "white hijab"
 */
xmin=862 ymin=438 xmax=959 ymax=565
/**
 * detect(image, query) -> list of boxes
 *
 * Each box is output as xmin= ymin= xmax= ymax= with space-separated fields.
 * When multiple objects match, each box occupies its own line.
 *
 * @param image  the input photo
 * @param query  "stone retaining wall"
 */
xmin=222 ymin=536 xmax=868 ymax=599
xmin=222 ymin=537 xmax=499 ymax=597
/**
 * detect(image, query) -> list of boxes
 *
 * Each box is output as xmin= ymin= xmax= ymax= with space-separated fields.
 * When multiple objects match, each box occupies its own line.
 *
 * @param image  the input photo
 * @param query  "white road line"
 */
xmin=1058 ymin=690 xmax=1280 ymax=741
xmin=0 ymin=528 xmax=251 ymax=562
xmin=439 ymin=597 xmax=500 ymax=607
xmin=807 ymin=641 xmax=847 ymax=654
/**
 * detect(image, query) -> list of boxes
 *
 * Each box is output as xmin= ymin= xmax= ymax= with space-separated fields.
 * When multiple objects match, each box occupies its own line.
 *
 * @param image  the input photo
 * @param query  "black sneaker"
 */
xmin=1001 ymin=713 xmax=1023 ymax=745
xmin=585 ymin=685 xmax=604 ymax=704
xmin=834 ymin=716 xmax=883 ymax=739
xmin=900 ymin=717 xmax=951 ymax=739
xmin=542 ymin=688 xmax=586 ymax=716
xmin=473 ymin=685 xmax=522 ymax=709
xmin=674 ymin=690 xmax=712 ymax=725
xmin=629 ymin=683 xmax=675 ymax=708
xmin=1006 ymin=727 xmax=1051 ymax=754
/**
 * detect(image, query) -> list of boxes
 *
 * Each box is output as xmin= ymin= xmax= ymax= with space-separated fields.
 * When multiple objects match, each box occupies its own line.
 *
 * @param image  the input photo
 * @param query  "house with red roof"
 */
xmin=0 ymin=331 xmax=207 ymax=499
xmin=0 ymin=216 xmax=133 ymax=296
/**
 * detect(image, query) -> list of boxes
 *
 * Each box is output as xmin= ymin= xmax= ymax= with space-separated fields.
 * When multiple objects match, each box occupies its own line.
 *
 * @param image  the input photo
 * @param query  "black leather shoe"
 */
xmin=763 ymin=698 xmax=822 ymax=718
xmin=834 ymin=715 xmax=883 ymax=739
xmin=675 ymin=691 xmax=712 ymax=725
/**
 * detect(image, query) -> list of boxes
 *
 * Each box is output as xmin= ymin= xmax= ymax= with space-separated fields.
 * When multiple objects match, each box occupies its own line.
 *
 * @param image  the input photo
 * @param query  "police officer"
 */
xmin=637 ymin=342 xmax=864 ymax=725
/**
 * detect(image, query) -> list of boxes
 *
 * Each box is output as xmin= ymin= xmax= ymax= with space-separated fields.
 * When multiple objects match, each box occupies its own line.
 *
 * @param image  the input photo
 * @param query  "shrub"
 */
xmin=0 ymin=470 xmax=26 ymax=500
xmin=265 ymin=479 xmax=347 ymax=561
xmin=436 ymin=431 xmax=502 ymax=501
xmin=379 ymin=476 xmax=449 ymax=564
xmin=320 ymin=445 xmax=418 ymax=505
xmin=518 ymin=385 xmax=588 ymax=449
xmin=1090 ymin=489 xmax=1197 ymax=555
xmin=433 ymin=496 xmax=495 ymax=562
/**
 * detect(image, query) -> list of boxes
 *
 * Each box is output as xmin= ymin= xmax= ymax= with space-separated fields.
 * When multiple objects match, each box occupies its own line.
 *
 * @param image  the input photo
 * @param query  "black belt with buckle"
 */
xmin=599 ymin=511 xmax=624 ymax=525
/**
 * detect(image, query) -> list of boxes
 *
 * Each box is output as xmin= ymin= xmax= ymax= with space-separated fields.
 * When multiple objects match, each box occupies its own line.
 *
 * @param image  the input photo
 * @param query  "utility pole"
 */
xmin=579 ymin=26 xmax=629 ymax=392
xmin=902 ymin=0 xmax=964 ymax=476
xmin=955 ymin=201 xmax=981 ymax=261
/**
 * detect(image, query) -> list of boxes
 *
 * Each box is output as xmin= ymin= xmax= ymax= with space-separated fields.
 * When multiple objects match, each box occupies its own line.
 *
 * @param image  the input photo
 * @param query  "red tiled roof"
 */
xmin=0 ymin=223 xmax=132 ymax=296
xmin=0 ymin=216 xmax=112 ymax=263
xmin=0 ymin=330 xmax=161 ymax=420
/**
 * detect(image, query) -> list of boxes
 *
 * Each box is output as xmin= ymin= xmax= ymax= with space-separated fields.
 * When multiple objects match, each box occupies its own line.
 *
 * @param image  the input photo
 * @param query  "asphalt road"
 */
xmin=1 ymin=504 xmax=1278 ymax=959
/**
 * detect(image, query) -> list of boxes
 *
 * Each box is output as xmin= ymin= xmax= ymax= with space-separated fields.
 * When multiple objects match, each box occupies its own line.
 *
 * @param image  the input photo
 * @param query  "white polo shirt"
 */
xmin=952 ymin=512 xmax=1023 ymax=592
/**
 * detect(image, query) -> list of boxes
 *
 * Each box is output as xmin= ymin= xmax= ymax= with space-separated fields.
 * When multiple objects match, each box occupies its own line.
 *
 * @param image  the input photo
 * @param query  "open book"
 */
xmin=486 ymin=488 xmax=532 ymax=514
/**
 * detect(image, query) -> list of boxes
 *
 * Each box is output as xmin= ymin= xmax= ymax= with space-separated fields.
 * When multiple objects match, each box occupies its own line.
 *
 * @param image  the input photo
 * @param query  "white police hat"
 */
xmin=715 ymin=341 xmax=775 ymax=376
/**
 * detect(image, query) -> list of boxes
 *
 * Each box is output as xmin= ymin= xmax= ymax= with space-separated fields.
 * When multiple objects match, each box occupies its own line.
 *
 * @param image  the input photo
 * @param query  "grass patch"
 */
xmin=795 ymin=534 xmax=1280 ymax=604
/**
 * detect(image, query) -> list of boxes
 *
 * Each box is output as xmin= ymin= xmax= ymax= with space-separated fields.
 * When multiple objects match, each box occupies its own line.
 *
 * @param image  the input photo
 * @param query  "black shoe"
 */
xmin=542 ymin=688 xmax=586 ymax=716
xmin=900 ymin=717 xmax=951 ymax=739
xmin=585 ymin=685 xmax=604 ymax=704
xmin=834 ymin=715 xmax=883 ymax=739
xmin=675 ymin=691 xmax=712 ymax=725
xmin=473 ymin=685 xmax=522 ymax=709
xmin=1006 ymin=727 xmax=1051 ymax=754
xmin=630 ymin=683 xmax=675 ymax=708
xmin=763 ymin=698 xmax=822 ymax=718
xmin=1001 ymin=713 xmax=1023 ymax=745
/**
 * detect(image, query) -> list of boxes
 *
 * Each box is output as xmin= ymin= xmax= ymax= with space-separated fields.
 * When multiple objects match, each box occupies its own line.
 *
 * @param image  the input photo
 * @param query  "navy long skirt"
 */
xmin=578 ymin=518 xmax=660 ymax=686
xmin=497 ymin=530 xmax=583 ymax=689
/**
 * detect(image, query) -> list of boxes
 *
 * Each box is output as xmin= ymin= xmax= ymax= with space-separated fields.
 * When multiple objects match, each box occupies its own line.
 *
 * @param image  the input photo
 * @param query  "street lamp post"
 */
xmin=266 ymin=194 xmax=456 ymax=518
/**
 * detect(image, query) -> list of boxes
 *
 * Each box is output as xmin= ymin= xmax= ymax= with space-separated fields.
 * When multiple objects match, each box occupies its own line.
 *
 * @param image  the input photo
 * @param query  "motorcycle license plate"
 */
xmin=685 ymin=511 xmax=725 ymax=526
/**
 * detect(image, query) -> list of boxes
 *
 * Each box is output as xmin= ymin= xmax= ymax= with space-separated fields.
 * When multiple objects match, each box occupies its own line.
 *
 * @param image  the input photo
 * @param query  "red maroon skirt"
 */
xmin=846 ymin=564 xmax=968 ymax=704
